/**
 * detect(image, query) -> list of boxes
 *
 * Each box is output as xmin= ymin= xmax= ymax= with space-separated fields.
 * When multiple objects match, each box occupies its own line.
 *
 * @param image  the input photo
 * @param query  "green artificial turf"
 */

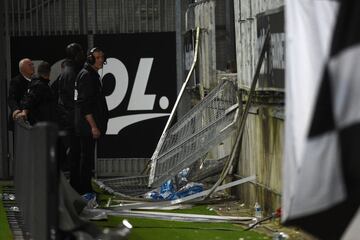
xmin=94 ymin=205 xmax=271 ymax=240
xmin=0 ymin=184 xmax=13 ymax=240
xmin=0 ymin=181 xmax=271 ymax=240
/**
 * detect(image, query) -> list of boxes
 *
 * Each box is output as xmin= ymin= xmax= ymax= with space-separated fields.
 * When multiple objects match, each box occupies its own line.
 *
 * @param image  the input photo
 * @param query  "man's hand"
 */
xmin=15 ymin=111 xmax=27 ymax=120
xmin=12 ymin=110 xmax=21 ymax=120
xmin=85 ymin=114 xmax=101 ymax=139
xmin=91 ymin=127 xmax=101 ymax=139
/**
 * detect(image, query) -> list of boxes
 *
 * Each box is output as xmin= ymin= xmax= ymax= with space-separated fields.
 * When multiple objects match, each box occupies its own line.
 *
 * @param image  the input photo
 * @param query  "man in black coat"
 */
xmin=7 ymin=58 xmax=34 ymax=130
xmin=18 ymin=61 xmax=56 ymax=124
xmin=52 ymin=43 xmax=85 ymax=129
xmin=73 ymin=47 xmax=109 ymax=194
xmin=52 ymin=43 xmax=85 ymax=171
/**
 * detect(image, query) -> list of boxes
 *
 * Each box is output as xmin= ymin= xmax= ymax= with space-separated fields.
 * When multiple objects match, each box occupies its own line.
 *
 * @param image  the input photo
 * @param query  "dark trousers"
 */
xmin=57 ymin=134 xmax=70 ymax=171
xmin=58 ymin=130 xmax=80 ymax=172
xmin=70 ymin=136 xmax=94 ymax=194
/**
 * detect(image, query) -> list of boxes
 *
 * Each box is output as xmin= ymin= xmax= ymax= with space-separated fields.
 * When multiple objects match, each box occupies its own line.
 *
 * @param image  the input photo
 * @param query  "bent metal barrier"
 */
xmin=14 ymin=120 xmax=58 ymax=240
xmin=95 ymin=79 xmax=239 ymax=196
xmin=148 ymin=79 xmax=239 ymax=187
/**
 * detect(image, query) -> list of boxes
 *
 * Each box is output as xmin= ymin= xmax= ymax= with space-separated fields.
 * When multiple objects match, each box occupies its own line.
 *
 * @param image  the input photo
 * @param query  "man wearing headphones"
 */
xmin=73 ymin=47 xmax=109 ymax=195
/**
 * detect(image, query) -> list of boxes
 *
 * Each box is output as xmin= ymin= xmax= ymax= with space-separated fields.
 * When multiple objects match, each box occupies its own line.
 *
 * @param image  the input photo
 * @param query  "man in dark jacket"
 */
xmin=52 ymin=43 xmax=85 ymax=129
xmin=18 ymin=61 xmax=56 ymax=124
xmin=73 ymin=47 xmax=109 ymax=194
xmin=7 ymin=58 xmax=34 ymax=130
xmin=52 ymin=43 xmax=85 ymax=171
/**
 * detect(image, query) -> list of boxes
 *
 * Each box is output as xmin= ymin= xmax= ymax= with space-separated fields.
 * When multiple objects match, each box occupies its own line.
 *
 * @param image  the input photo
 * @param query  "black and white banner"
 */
xmin=284 ymin=0 xmax=360 ymax=239
xmin=94 ymin=32 xmax=176 ymax=158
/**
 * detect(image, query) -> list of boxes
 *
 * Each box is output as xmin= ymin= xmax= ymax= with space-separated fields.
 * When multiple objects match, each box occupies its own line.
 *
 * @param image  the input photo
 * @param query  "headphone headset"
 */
xmin=86 ymin=47 xmax=107 ymax=65
xmin=66 ymin=43 xmax=83 ymax=60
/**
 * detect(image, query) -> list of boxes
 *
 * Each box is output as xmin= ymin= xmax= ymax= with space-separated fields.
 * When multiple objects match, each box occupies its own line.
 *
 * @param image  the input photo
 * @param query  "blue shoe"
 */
xmin=81 ymin=192 xmax=98 ymax=208
xmin=82 ymin=192 xmax=96 ymax=201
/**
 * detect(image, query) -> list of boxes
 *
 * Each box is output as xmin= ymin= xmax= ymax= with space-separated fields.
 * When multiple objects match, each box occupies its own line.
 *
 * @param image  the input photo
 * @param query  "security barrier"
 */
xmin=14 ymin=120 xmax=58 ymax=240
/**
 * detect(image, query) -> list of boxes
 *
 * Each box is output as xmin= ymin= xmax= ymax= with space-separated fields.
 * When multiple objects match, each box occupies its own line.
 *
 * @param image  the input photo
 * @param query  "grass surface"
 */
xmin=0 ymin=184 xmax=13 ymax=240
xmin=0 ymin=182 xmax=271 ymax=240
xmin=93 ymin=205 xmax=271 ymax=240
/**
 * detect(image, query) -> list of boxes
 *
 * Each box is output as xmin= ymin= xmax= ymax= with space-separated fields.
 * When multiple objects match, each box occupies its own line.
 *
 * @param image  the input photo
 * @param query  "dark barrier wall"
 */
xmin=14 ymin=121 xmax=58 ymax=240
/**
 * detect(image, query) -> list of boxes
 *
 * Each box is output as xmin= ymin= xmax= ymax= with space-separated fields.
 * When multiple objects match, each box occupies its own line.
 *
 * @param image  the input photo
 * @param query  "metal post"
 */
xmin=83 ymin=0 xmax=88 ymax=34
xmin=175 ymin=0 xmax=184 ymax=95
xmin=225 ymin=0 xmax=236 ymax=66
xmin=0 ymin=0 xmax=10 ymax=179
xmin=41 ymin=0 xmax=45 ymax=35
xmin=93 ymin=0 xmax=97 ymax=34
xmin=30 ymin=0 xmax=33 ymax=35
xmin=79 ymin=0 xmax=84 ymax=34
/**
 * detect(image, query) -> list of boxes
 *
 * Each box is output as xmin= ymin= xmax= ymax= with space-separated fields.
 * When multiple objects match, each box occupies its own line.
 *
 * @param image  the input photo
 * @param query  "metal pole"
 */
xmin=41 ymin=0 xmax=45 ymax=35
xmin=132 ymin=0 xmax=135 ymax=32
xmin=145 ymin=0 xmax=148 ymax=32
xmin=0 ymin=0 xmax=10 ymax=179
xmin=17 ymin=0 xmax=20 ymax=35
xmin=225 ymin=0 xmax=236 ymax=65
xmin=79 ymin=0 xmax=84 ymax=34
xmin=47 ymin=0 xmax=51 ymax=34
xmin=93 ymin=0 xmax=97 ymax=34
xmin=36 ymin=0 xmax=39 ymax=35
xmin=23 ymin=0 xmax=27 ymax=36
xmin=30 ymin=0 xmax=33 ymax=35
xmin=83 ymin=0 xmax=88 ymax=35
xmin=152 ymin=0 xmax=154 ymax=32
xmin=175 ymin=0 xmax=184 ymax=95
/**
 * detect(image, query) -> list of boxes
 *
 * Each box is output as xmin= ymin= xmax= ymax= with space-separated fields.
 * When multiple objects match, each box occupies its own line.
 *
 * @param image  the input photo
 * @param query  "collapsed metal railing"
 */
xmin=94 ymin=79 xmax=239 ymax=197
xmin=148 ymin=79 xmax=239 ymax=187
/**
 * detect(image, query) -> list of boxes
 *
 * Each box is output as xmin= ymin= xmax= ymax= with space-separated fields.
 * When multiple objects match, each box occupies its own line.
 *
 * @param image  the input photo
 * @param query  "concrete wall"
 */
xmin=234 ymin=0 xmax=284 ymax=90
xmin=232 ymin=0 xmax=284 ymax=214
xmin=236 ymin=105 xmax=284 ymax=213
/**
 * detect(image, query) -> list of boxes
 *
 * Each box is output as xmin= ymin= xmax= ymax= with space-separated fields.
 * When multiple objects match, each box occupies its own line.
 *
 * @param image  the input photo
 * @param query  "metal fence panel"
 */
xmin=6 ymin=0 xmax=175 ymax=36
xmin=149 ymin=80 xmax=239 ymax=187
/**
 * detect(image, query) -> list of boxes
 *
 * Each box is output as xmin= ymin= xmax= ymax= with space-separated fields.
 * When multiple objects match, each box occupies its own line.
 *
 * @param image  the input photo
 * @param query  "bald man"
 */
xmin=8 ymin=58 xmax=34 ymax=129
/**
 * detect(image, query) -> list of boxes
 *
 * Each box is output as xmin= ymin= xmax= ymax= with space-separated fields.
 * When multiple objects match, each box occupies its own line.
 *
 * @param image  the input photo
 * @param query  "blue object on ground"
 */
xmin=144 ymin=180 xmax=204 ymax=201
xmin=175 ymin=182 xmax=203 ymax=198
xmin=81 ymin=192 xmax=98 ymax=208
